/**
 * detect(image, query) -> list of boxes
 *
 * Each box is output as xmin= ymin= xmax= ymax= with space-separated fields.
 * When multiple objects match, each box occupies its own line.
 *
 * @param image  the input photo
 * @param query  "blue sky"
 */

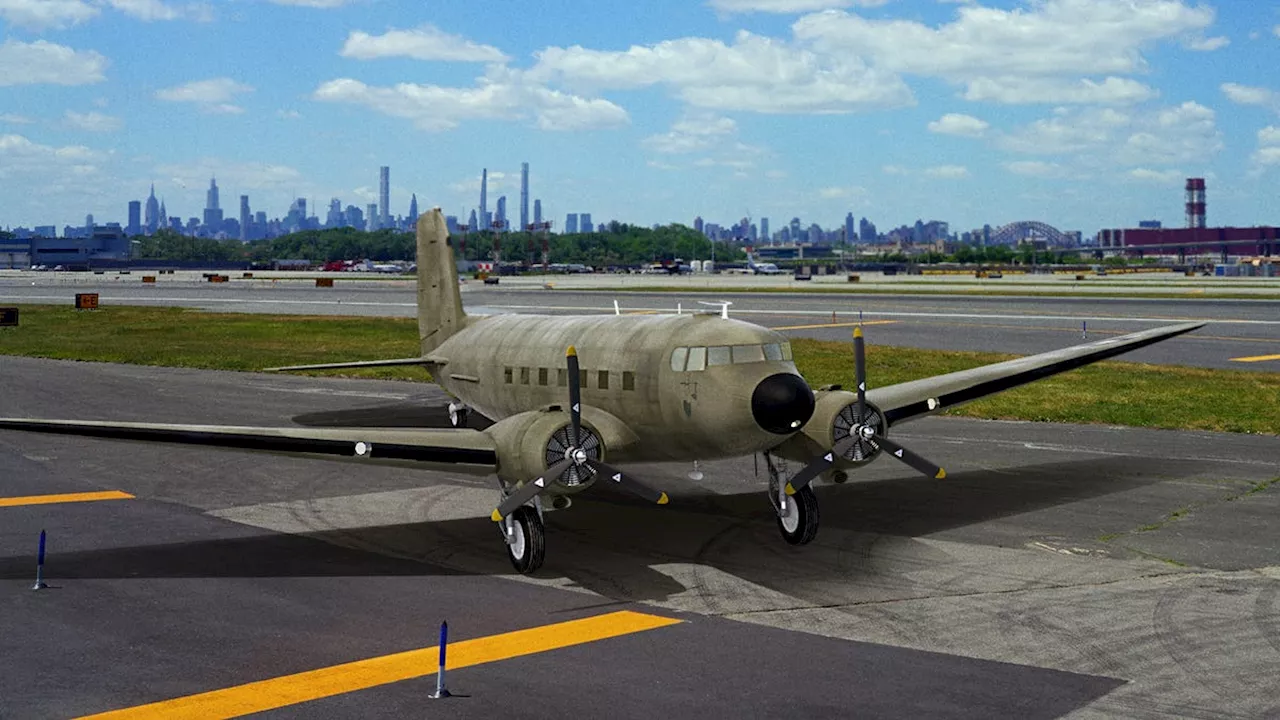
xmin=2 ymin=0 xmax=1278 ymax=236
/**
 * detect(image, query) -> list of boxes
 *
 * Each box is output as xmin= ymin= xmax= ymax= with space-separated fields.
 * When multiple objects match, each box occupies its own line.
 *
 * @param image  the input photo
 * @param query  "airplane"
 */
xmin=746 ymin=252 xmax=785 ymax=275
xmin=0 ymin=208 xmax=1205 ymax=574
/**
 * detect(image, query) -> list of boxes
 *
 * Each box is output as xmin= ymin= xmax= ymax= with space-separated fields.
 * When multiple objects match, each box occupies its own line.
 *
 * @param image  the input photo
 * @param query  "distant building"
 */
xmin=533 ymin=199 xmax=543 ymax=226
xmin=1098 ymin=226 xmax=1278 ymax=259
xmin=366 ymin=203 xmax=378 ymax=232
xmin=694 ymin=216 xmax=703 ymax=234
xmin=1138 ymin=220 xmax=1162 ymax=229
xmin=408 ymin=193 xmax=419 ymax=225
xmin=468 ymin=209 xmax=478 ymax=230
xmin=378 ymin=166 xmax=390 ymax=229
xmin=519 ymin=162 xmax=529 ymax=232
xmin=344 ymin=205 xmax=364 ymax=230
xmin=581 ymin=213 xmax=593 ymax=233
xmin=239 ymin=195 xmax=251 ymax=241
xmin=844 ymin=212 xmax=855 ymax=244
xmin=144 ymin=184 xmax=160 ymax=233
xmin=496 ymin=196 xmax=507 ymax=230
xmin=480 ymin=168 xmax=489 ymax=230
xmin=202 ymin=177 xmax=223 ymax=233
xmin=565 ymin=213 xmax=579 ymax=234
xmin=326 ymin=198 xmax=343 ymax=228
xmin=127 ymin=201 xmax=141 ymax=236
xmin=760 ymin=217 xmax=769 ymax=243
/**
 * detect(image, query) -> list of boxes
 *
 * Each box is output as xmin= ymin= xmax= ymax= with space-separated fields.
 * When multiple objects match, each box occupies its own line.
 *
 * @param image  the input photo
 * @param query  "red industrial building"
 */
xmin=1098 ymin=178 xmax=1277 ymax=260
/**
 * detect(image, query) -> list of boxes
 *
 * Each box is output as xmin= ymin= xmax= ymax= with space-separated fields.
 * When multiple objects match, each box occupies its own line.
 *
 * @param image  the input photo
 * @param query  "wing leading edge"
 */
xmin=866 ymin=321 xmax=1206 ymax=427
xmin=0 ymin=419 xmax=496 ymax=471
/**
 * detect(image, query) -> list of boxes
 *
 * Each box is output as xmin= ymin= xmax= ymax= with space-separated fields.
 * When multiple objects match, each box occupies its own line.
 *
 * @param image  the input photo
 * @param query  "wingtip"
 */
xmin=657 ymin=492 xmax=669 ymax=505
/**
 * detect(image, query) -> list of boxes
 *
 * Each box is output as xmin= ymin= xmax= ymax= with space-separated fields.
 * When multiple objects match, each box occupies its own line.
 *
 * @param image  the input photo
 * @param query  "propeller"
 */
xmin=783 ymin=326 xmax=946 ymax=496
xmin=492 ymin=346 xmax=668 ymax=522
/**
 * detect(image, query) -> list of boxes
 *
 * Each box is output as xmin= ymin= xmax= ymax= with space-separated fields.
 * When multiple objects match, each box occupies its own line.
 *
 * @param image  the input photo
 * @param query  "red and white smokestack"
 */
xmin=1185 ymin=177 xmax=1206 ymax=229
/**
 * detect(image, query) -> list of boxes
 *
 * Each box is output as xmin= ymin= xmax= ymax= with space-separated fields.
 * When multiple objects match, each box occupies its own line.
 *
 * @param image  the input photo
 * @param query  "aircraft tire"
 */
xmin=448 ymin=405 xmax=469 ymax=428
xmin=777 ymin=485 xmax=819 ymax=546
xmin=506 ymin=506 xmax=546 ymax=573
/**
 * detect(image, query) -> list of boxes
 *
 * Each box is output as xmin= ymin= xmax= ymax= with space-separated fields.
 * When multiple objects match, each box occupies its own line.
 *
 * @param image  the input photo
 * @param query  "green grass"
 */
xmin=2 ymin=305 xmax=1277 ymax=435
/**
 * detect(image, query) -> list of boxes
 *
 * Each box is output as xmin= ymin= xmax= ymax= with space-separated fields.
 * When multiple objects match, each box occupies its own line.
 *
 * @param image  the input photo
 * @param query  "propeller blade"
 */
xmin=566 ymin=346 xmax=581 ymax=447
xmin=853 ymin=326 xmax=867 ymax=421
xmin=874 ymin=434 xmax=946 ymax=480
xmin=491 ymin=458 xmax=574 ymax=521
xmin=587 ymin=460 xmax=669 ymax=506
xmin=783 ymin=435 xmax=859 ymax=495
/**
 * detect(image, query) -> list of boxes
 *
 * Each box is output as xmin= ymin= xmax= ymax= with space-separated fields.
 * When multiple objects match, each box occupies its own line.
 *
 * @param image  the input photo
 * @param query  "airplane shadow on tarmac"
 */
xmin=0 ymin=454 xmax=1196 ymax=609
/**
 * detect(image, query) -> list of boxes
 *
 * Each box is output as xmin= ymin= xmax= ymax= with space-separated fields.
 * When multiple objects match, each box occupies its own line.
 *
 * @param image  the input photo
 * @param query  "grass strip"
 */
xmin=1 ymin=305 xmax=1276 ymax=435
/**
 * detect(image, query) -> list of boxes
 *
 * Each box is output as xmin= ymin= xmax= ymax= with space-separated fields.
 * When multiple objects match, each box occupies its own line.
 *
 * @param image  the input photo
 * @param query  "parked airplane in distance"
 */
xmin=0 ymin=209 xmax=1205 ymax=574
xmin=746 ymin=253 xmax=785 ymax=275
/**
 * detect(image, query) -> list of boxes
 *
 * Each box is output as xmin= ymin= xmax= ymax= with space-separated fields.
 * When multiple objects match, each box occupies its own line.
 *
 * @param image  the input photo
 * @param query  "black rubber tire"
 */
xmin=777 ymin=485 xmax=819 ymax=545
xmin=449 ymin=407 xmax=469 ymax=428
xmin=505 ymin=506 xmax=546 ymax=573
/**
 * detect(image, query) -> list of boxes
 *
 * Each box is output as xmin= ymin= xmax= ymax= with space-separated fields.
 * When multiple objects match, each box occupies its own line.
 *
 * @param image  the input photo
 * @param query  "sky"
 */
xmin=2 ymin=0 xmax=1278 ymax=236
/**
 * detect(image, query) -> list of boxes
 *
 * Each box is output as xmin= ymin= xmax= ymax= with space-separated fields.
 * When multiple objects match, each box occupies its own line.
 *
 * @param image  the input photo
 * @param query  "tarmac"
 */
xmin=2 ymin=357 xmax=1278 ymax=718
xmin=1 ymin=272 xmax=1277 ymax=369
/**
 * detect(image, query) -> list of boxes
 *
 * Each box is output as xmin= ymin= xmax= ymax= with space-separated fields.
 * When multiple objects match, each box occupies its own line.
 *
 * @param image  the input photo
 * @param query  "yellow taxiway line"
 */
xmin=1230 ymin=353 xmax=1280 ymax=363
xmin=771 ymin=319 xmax=898 ymax=331
xmin=0 ymin=490 xmax=134 ymax=508
xmin=79 ymin=610 xmax=682 ymax=719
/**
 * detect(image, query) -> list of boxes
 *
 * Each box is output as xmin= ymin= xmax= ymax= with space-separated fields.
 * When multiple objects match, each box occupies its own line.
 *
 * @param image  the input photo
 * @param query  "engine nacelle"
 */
xmin=483 ymin=406 xmax=637 ymax=493
xmin=794 ymin=389 xmax=886 ymax=466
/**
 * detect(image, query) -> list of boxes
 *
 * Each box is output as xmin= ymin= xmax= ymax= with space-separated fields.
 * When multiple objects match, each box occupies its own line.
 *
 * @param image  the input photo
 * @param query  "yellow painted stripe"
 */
xmin=0 ymin=490 xmax=134 ymax=508
xmin=79 ymin=610 xmax=681 ymax=720
xmin=1230 ymin=353 xmax=1280 ymax=363
xmin=772 ymin=320 xmax=898 ymax=331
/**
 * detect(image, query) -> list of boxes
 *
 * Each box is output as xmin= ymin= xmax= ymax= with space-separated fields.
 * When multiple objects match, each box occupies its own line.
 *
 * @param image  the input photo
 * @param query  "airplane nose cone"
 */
xmin=751 ymin=373 xmax=815 ymax=435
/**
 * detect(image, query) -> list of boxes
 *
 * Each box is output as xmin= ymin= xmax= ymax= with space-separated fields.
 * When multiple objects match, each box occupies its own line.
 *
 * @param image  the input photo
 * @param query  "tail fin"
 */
xmin=417 ymin=208 xmax=467 ymax=356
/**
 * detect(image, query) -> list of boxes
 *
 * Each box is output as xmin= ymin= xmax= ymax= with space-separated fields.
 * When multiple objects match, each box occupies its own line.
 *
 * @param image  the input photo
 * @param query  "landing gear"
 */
xmin=501 ymin=505 xmax=545 ymax=573
xmin=448 ymin=402 xmax=469 ymax=428
xmin=764 ymin=453 xmax=819 ymax=545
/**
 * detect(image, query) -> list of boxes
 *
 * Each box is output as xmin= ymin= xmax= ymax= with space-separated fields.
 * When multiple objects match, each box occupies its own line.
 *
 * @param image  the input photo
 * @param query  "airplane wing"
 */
xmin=267 ymin=357 xmax=430 ymax=372
xmin=0 ymin=419 xmax=496 ymax=472
xmin=866 ymin=321 xmax=1205 ymax=427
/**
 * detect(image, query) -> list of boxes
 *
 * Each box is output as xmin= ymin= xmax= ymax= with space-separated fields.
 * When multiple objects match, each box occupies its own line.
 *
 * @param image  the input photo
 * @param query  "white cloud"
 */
xmin=268 ymin=0 xmax=354 ymax=6
xmin=881 ymin=164 xmax=908 ymax=175
xmin=154 ymin=159 xmax=305 ymax=196
xmin=1253 ymin=126 xmax=1280 ymax=170
xmin=448 ymin=170 xmax=508 ymax=195
xmin=793 ymin=1 xmax=1213 ymax=105
xmin=644 ymin=116 xmax=737 ymax=153
xmin=1004 ymin=160 xmax=1065 ymax=178
xmin=0 ymin=40 xmax=107 ymax=86
xmin=1186 ymin=35 xmax=1229 ymax=51
xmin=340 ymin=25 xmax=509 ymax=63
xmin=277 ymin=109 xmax=302 ymax=119
xmin=1275 ymin=25 xmax=1280 ymax=39
xmin=1119 ymin=101 xmax=1221 ymax=165
xmin=1127 ymin=167 xmax=1182 ymax=182
xmin=65 ymin=110 xmax=122 ymax=132
xmin=313 ymin=68 xmax=629 ymax=132
xmin=927 ymin=112 xmax=988 ymax=137
xmin=924 ymin=164 xmax=969 ymax=178
xmin=999 ymin=107 xmax=1130 ymax=155
xmin=156 ymin=77 xmax=254 ymax=113
xmin=529 ymin=31 xmax=914 ymax=114
xmin=708 ymin=0 xmax=886 ymax=13
xmin=1221 ymin=82 xmax=1276 ymax=108
xmin=817 ymin=185 xmax=867 ymax=199
xmin=0 ymin=113 xmax=34 ymax=124
xmin=0 ymin=0 xmax=98 ymax=28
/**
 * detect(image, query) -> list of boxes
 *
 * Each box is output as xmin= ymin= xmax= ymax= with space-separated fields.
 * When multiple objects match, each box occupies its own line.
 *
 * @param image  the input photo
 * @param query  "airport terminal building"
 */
xmin=1 ymin=225 xmax=130 ymax=269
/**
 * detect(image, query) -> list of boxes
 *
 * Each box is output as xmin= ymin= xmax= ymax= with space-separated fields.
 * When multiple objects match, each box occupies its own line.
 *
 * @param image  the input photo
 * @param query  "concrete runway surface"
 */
xmin=1 ymin=274 xmax=1277 ymax=369
xmin=1 ymin=358 xmax=1278 ymax=718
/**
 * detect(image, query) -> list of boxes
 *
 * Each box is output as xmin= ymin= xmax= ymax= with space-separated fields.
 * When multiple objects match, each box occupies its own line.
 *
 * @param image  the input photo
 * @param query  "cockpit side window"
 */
xmin=707 ymin=346 xmax=731 ymax=366
xmin=671 ymin=347 xmax=688 ymax=372
xmin=781 ymin=342 xmax=793 ymax=361
xmin=763 ymin=343 xmax=783 ymax=361
xmin=731 ymin=344 xmax=765 ymax=364
xmin=687 ymin=346 xmax=707 ymax=371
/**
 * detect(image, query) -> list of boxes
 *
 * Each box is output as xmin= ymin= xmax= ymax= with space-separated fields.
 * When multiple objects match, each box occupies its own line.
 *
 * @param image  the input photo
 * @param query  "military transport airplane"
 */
xmin=0 ymin=209 xmax=1205 ymax=573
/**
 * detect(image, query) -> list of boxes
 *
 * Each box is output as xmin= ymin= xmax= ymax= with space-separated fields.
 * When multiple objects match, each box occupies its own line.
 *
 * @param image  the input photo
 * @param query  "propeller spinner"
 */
xmin=783 ymin=326 xmax=946 ymax=496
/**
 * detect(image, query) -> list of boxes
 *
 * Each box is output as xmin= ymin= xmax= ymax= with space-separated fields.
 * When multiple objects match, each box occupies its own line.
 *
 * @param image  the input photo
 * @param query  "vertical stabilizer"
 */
xmin=417 ymin=208 xmax=467 ymax=356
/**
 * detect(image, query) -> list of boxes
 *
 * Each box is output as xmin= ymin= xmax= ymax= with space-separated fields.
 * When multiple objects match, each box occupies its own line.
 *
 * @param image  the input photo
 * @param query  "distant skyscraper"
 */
xmin=533 ymin=199 xmax=542 ymax=226
xmin=844 ymin=212 xmax=854 ymax=244
xmin=496 ymin=196 xmax=507 ymax=229
xmin=581 ymin=213 xmax=593 ymax=233
xmin=144 ymin=184 xmax=160 ymax=233
xmin=790 ymin=217 xmax=801 ymax=242
xmin=326 ymin=198 xmax=343 ymax=228
xmin=565 ymin=213 xmax=578 ymax=234
xmin=859 ymin=217 xmax=876 ymax=242
xmin=468 ymin=209 xmax=478 ymax=229
xmin=694 ymin=216 xmax=703 ymax=234
xmin=239 ymin=195 xmax=250 ymax=241
xmin=159 ymin=198 xmax=167 ymax=228
xmin=408 ymin=193 xmax=419 ymax=225
xmin=85 ymin=213 xmax=93 ymax=230
xmin=366 ymin=203 xmax=378 ymax=231
xmin=378 ymin=166 xmax=390 ymax=229
xmin=519 ymin=162 xmax=529 ymax=232
xmin=127 ymin=201 xmax=141 ymax=235
xmin=760 ymin=217 xmax=769 ymax=243
xmin=480 ymin=168 xmax=489 ymax=230
xmin=203 ymin=177 xmax=223 ymax=231
xmin=344 ymin=205 xmax=363 ymax=229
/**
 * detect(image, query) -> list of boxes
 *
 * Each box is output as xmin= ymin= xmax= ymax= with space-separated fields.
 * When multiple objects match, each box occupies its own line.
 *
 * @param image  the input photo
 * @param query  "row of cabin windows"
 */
xmin=670 ymin=342 xmax=793 ymax=372
xmin=503 ymin=366 xmax=636 ymax=391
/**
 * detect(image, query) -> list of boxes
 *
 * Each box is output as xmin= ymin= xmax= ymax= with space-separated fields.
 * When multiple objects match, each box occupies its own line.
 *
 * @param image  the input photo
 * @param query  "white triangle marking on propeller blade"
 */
xmin=572 ymin=403 xmax=580 ymax=412
xmin=824 ymin=453 xmax=833 ymax=462
xmin=894 ymin=449 xmax=903 ymax=458
xmin=535 ymin=478 xmax=546 ymax=487
xmin=612 ymin=473 xmax=622 ymax=482
xmin=858 ymin=382 xmax=865 ymax=392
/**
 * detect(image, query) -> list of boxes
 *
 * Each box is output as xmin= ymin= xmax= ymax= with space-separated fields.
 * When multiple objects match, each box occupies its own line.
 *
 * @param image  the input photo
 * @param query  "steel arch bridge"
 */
xmin=989 ymin=221 xmax=1070 ymax=246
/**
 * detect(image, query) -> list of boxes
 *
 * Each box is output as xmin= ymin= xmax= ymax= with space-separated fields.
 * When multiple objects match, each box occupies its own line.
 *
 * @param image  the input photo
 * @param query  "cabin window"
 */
xmin=687 ymin=346 xmax=707 ymax=372
xmin=707 ymin=346 xmax=731 ymax=366
xmin=538 ymin=367 xmax=549 ymax=386
xmin=670 ymin=347 xmax=688 ymax=372
xmin=764 ymin=343 xmax=783 ymax=361
xmin=781 ymin=342 xmax=793 ymax=361
xmin=557 ymin=368 xmax=567 ymax=387
xmin=622 ymin=371 xmax=635 ymax=390
xmin=520 ymin=367 xmax=530 ymax=385
xmin=504 ymin=367 xmax=513 ymax=384
xmin=732 ymin=344 xmax=765 ymax=364
xmin=598 ymin=370 xmax=609 ymax=390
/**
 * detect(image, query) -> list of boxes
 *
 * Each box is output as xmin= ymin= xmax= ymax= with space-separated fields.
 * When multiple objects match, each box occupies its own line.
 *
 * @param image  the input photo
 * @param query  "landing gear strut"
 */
xmin=765 ymin=453 xmax=819 ymax=545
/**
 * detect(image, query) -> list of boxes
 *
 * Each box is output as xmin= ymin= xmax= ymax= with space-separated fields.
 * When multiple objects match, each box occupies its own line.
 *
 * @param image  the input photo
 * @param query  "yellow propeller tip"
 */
xmin=784 ymin=483 xmax=797 ymax=496
xmin=853 ymin=327 xmax=863 ymax=338
xmin=657 ymin=493 xmax=669 ymax=505
xmin=490 ymin=509 xmax=504 ymax=522
xmin=935 ymin=469 xmax=947 ymax=480
xmin=566 ymin=345 xmax=577 ymax=357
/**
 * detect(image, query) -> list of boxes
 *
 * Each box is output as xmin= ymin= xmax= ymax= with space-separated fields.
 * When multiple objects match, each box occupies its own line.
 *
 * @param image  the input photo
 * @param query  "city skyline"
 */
xmin=2 ymin=1 xmax=1278 ymax=233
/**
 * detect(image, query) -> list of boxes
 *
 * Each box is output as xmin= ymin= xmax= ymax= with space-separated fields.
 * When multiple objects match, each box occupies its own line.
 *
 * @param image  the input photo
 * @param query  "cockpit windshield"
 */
xmin=670 ymin=342 xmax=792 ymax=371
